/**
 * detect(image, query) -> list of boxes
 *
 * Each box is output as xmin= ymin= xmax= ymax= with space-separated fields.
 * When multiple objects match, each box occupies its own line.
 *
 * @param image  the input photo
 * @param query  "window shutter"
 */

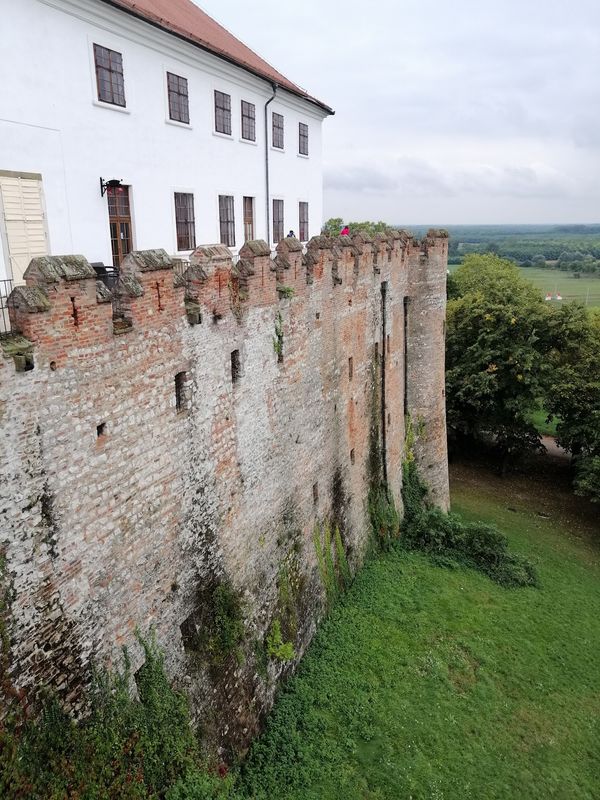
xmin=0 ymin=176 xmax=49 ymax=284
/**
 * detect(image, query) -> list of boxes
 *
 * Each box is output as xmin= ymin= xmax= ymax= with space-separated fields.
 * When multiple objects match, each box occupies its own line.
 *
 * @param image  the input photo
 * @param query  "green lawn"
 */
xmin=448 ymin=264 xmax=600 ymax=308
xmin=520 ymin=268 xmax=600 ymax=308
xmin=238 ymin=465 xmax=600 ymax=800
xmin=529 ymin=406 xmax=558 ymax=437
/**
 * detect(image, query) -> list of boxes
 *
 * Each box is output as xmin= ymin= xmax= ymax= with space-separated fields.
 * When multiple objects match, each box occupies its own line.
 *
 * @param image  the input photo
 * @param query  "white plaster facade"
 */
xmin=0 ymin=0 xmax=330 ymax=282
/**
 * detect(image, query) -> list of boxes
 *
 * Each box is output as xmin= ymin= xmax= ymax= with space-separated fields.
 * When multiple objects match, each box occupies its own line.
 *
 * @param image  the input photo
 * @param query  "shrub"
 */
xmin=266 ymin=620 xmax=295 ymax=662
xmin=401 ymin=460 xmax=539 ymax=588
xmin=208 ymin=584 xmax=245 ymax=664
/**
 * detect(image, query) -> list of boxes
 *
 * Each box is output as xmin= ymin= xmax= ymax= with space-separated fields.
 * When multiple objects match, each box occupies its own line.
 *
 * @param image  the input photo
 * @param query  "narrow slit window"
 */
xmin=313 ymin=482 xmax=319 ymax=504
xmin=231 ymin=349 xmax=241 ymax=384
xmin=175 ymin=371 xmax=187 ymax=412
xmin=348 ymin=356 xmax=353 ymax=380
xmin=350 ymin=449 xmax=355 ymax=465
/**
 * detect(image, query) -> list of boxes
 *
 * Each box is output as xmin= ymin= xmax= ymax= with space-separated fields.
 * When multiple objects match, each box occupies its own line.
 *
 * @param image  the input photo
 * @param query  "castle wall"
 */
xmin=0 ymin=230 xmax=448 ymax=755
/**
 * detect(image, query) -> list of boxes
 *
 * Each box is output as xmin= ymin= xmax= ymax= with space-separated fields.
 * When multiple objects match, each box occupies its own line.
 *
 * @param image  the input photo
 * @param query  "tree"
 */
xmin=446 ymin=254 xmax=550 ymax=468
xmin=321 ymin=217 xmax=343 ymax=237
xmin=544 ymin=306 xmax=600 ymax=502
xmin=320 ymin=218 xmax=396 ymax=238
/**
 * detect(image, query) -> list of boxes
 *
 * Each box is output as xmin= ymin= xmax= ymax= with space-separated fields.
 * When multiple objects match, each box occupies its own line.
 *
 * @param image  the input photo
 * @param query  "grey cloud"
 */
xmin=325 ymin=166 xmax=398 ymax=193
xmin=199 ymin=0 xmax=600 ymax=222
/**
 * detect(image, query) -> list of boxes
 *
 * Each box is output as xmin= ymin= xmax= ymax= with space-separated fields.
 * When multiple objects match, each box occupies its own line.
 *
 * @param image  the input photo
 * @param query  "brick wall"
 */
xmin=0 ymin=230 xmax=449 ymax=755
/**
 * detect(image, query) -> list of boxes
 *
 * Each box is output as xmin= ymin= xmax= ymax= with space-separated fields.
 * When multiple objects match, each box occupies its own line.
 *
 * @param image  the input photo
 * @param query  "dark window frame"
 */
xmin=272 ymin=112 xmax=284 ymax=149
xmin=167 ymin=72 xmax=190 ymax=124
xmin=218 ymin=195 xmax=236 ymax=248
xmin=243 ymin=196 xmax=255 ymax=242
xmin=299 ymin=122 xmax=309 ymax=155
xmin=214 ymin=90 xmax=232 ymax=135
xmin=107 ymin=185 xmax=132 ymax=268
xmin=93 ymin=43 xmax=126 ymax=107
xmin=241 ymin=100 xmax=256 ymax=141
xmin=174 ymin=192 xmax=196 ymax=251
xmin=299 ymin=201 xmax=309 ymax=242
xmin=273 ymin=199 xmax=284 ymax=243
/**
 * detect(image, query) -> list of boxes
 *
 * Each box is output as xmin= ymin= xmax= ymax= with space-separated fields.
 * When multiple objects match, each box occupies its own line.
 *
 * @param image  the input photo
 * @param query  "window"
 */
xmin=350 ymin=449 xmax=355 ymax=465
xmin=313 ymin=482 xmax=319 ymax=504
xmin=0 ymin=173 xmax=49 ymax=283
xmin=174 ymin=193 xmax=196 ymax=251
xmin=348 ymin=356 xmax=354 ymax=380
xmin=214 ymin=90 xmax=231 ymax=134
xmin=231 ymin=350 xmax=241 ymax=383
xmin=218 ymin=195 xmax=235 ymax=247
xmin=175 ymin=371 xmax=187 ymax=412
xmin=243 ymin=196 xmax=255 ymax=241
xmin=93 ymin=44 xmax=125 ymax=107
xmin=167 ymin=72 xmax=189 ymax=123
xmin=273 ymin=199 xmax=284 ymax=243
xmin=241 ymin=100 xmax=256 ymax=141
xmin=107 ymin=185 xmax=132 ymax=268
xmin=272 ymin=112 xmax=284 ymax=149
xmin=299 ymin=122 xmax=309 ymax=155
xmin=299 ymin=202 xmax=309 ymax=242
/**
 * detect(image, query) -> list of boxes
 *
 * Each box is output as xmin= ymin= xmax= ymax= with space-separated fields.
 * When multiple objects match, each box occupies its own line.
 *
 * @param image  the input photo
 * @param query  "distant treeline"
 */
xmin=403 ymin=225 xmax=600 ymax=272
xmin=322 ymin=220 xmax=600 ymax=273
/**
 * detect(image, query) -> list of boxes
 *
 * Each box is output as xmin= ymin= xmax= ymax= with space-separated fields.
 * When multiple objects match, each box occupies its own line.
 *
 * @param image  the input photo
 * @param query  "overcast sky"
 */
xmin=198 ymin=0 xmax=600 ymax=225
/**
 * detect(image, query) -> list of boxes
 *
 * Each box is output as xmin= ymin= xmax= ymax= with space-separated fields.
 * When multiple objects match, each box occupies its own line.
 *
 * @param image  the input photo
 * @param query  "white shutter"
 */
xmin=0 ymin=175 xmax=49 ymax=284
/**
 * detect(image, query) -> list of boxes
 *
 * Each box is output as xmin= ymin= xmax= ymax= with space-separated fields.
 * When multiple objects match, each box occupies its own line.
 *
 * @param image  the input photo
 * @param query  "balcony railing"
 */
xmin=0 ymin=278 xmax=14 ymax=334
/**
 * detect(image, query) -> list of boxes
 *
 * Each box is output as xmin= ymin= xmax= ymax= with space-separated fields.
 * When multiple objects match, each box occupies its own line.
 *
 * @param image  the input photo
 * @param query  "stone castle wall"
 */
xmin=0 ymin=229 xmax=448 ymax=755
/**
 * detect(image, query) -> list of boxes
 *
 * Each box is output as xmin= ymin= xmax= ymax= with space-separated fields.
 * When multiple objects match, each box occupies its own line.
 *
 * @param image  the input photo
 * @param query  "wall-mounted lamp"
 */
xmin=100 ymin=177 xmax=124 ymax=197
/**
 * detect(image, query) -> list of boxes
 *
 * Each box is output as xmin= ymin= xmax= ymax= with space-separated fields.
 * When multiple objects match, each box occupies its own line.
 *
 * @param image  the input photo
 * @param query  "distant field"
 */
xmin=449 ymin=263 xmax=600 ymax=308
xmin=520 ymin=267 xmax=600 ymax=307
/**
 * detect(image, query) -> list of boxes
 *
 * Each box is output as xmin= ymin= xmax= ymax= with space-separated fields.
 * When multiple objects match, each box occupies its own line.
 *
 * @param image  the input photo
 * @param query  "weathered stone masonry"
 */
xmin=0 ymin=230 xmax=449 ymax=754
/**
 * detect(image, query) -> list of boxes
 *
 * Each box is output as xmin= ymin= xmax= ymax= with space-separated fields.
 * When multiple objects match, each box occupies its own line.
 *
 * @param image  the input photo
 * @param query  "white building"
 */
xmin=0 ymin=0 xmax=333 ymax=283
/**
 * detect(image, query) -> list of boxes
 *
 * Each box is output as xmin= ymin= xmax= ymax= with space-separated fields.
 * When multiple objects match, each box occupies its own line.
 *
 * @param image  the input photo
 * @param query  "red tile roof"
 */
xmin=101 ymin=0 xmax=333 ymax=114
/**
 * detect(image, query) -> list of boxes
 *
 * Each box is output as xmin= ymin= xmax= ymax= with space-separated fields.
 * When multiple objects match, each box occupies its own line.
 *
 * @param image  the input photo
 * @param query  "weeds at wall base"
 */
xmin=0 ymin=634 xmax=235 ymax=800
xmin=400 ymin=459 xmax=539 ymax=588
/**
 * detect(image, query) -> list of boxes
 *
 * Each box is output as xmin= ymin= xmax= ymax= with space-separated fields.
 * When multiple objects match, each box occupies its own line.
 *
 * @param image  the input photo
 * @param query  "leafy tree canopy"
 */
xmin=446 ymin=254 xmax=549 ymax=461
xmin=321 ymin=218 xmax=395 ymax=238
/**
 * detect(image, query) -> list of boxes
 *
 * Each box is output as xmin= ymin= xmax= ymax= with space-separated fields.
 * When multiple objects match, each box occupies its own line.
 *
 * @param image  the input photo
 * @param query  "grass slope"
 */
xmin=239 ymin=466 xmax=600 ymax=800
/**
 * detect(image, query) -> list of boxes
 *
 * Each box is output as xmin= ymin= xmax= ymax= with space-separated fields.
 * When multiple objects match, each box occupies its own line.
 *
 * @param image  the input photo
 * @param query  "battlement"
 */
xmin=3 ymin=231 xmax=447 ymax=370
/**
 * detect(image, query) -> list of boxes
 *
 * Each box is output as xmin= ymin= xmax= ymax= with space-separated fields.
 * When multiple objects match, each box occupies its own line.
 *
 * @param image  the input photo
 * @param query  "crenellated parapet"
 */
xmin=2 ymin=231 xmax=449 ymax=373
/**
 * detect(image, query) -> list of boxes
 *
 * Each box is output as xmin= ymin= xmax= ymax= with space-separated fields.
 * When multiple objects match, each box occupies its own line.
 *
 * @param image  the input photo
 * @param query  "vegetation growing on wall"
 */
xmin=313 ymin=521 xmax=350 ymax=605
xmin=0 ymin=635 xmax=237 ymax=799
xmin=401 ymin=431 xmax=538 ymax=588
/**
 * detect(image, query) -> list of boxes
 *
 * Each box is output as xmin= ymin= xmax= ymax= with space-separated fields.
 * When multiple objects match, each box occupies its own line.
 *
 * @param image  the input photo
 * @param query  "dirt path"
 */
xmin=450 ymin=454 xmax=600 ymax=545
xmin=541 ymin=435 xmax=570 ymax=461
